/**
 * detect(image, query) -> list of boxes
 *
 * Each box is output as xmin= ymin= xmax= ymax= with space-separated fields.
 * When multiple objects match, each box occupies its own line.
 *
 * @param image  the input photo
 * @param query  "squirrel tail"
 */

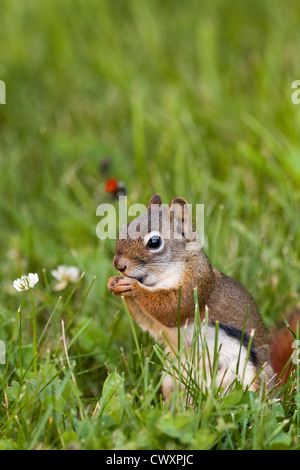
xmin=270 ymin=309 xmax=300 ymax=383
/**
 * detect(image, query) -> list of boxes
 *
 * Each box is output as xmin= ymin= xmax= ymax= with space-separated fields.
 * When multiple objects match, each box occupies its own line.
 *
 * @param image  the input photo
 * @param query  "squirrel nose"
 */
xmin=114 ymin=255 xmax=127 ymax=273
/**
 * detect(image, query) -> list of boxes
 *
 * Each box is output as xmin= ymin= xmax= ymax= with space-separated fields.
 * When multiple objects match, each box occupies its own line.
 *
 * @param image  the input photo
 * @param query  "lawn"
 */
xmin=0 ymin=0 xmax=300 ymax=450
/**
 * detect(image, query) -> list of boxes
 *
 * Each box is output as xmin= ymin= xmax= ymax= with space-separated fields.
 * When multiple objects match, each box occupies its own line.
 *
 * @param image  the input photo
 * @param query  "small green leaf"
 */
xmin=157 ymin=413 xmax=197 ymax=444
xmin=191 ymin=430 xmax=217 ymax=450
xmin=98 ymin=372 xmax=124 ymax=425
xmin=272 ymin=403 xmax=285 ymax=420
xmin=222 ymin=390 xmax=243 ymax=407
xmin=269 ymin=433 xmax=292 ymax=450
xmin=62 ymin=431 xmax=77 ymax=446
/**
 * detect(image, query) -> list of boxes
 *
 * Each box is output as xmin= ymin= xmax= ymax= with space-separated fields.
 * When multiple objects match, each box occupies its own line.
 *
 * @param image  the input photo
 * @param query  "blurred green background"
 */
xmin=0 ymin=0 xmax=300 ymax=404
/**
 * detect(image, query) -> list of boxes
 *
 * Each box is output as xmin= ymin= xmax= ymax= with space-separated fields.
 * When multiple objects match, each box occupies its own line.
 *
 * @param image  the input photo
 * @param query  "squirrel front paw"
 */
xmin=107 ymin=276 xmax=139 ymax=297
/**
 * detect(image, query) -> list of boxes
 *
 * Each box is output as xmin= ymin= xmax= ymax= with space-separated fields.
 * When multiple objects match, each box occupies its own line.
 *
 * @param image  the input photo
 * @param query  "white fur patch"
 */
xmin=142 ymin=261 xmax=185 ymax=289
xmin=160 ymin=323 xmax=257 ymax=398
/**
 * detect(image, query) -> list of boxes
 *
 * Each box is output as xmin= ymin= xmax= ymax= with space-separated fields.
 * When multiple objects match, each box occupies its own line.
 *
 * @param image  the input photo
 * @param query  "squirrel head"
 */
xmin=113 ymin=194 xmax=201 ymax=288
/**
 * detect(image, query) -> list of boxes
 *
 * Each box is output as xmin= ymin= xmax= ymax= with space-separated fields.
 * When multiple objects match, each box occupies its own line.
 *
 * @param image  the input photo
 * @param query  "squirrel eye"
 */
xmin=146 ymin=235 xmax=162 ymax=250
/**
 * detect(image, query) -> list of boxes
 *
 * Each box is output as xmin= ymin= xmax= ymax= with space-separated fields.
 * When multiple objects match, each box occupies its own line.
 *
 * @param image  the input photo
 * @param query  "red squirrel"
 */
xmin=108 ymin=194 xmax=299 ymax=396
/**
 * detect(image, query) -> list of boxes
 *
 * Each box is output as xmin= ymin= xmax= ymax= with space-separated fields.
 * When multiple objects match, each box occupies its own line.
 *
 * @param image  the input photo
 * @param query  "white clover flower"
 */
xmin=51 ymin=265 xmax=80 ymax=291
xmin=13 ymin=273 xmax=39 ymax=292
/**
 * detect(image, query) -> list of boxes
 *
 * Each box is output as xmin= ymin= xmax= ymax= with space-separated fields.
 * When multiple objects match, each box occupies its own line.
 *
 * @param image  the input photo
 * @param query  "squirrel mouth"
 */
xmin=126 ymin=274 xmax=145 ymax=284
xmin=118 ymin=271 xmax=146 ymax=284
xmin=134 ymin=275 xmax=145 ymax=284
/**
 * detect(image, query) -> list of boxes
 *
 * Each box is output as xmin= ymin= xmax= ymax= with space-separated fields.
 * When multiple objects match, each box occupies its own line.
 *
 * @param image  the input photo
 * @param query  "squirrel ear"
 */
xmin=169 ymin=197 xmax=188 ymax=209
xmin=169 ymin=197 xmax=194 ymax=239
xmin=147 ymin=193 xmax=162 ymax=210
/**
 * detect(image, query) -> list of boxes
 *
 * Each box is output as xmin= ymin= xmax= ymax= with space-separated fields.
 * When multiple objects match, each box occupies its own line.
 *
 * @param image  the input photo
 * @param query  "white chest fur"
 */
xmin=142 ymin=261 xmax=185 ymax=290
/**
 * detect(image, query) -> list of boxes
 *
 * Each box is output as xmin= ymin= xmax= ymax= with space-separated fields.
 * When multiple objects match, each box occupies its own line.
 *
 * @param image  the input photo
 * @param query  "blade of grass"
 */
xmin=121 ymin=296 xmax=144 ymax=376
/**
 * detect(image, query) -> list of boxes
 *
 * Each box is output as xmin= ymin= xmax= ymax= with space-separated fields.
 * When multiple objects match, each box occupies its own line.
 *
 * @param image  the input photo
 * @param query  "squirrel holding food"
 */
xmin=108 ymin=194 xmax=299 ymax=396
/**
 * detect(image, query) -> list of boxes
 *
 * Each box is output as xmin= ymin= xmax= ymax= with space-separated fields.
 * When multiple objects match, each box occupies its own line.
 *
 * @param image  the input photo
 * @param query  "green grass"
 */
xmin=0 ymin=0 xmax=300 ymax=450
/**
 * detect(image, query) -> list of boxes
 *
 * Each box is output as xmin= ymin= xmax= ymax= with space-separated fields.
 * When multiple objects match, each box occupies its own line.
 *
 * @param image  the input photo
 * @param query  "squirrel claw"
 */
xmin=107 ymin=276 xmax=123 ymax=292
xmin=107 ymin=276 xmax=138 ymax=297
